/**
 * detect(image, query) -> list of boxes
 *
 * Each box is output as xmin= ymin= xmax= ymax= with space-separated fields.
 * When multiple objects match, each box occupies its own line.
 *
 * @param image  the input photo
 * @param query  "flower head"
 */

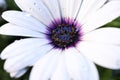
xmin=46 ymin=18 xmax=82 ymax=50
xmin=0 ymin=0 xmax=120 ymax=80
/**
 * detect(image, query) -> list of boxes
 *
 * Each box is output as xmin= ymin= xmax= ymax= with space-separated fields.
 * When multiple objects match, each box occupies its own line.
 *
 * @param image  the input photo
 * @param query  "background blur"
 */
xmin=0 ymin=0 xmax=120 ymax=80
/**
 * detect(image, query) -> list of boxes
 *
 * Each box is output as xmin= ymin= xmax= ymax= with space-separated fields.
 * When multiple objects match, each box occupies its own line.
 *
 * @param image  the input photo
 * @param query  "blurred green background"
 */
xmin=0 ymin=0 xmax=120 ymax=80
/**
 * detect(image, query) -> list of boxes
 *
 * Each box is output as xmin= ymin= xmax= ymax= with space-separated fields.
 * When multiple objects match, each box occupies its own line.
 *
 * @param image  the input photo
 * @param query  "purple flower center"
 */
xmin=46 ymin=18 xmax=82 ymax=50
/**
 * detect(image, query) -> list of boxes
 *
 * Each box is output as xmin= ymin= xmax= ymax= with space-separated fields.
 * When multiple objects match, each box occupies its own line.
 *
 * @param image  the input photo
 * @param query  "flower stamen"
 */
xmin=47 ymin=18 xmax=82 ymax=50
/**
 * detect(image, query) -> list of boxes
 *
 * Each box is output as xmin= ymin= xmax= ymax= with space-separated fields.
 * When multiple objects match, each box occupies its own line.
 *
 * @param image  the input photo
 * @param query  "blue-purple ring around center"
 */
xmin=46 ymin=17 xmax=83 ymax=50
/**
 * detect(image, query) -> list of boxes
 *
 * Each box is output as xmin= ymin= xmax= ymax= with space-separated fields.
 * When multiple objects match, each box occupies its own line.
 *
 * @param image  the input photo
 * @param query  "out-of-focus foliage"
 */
xmin=0 ymin=0 xmax=120 ymax=80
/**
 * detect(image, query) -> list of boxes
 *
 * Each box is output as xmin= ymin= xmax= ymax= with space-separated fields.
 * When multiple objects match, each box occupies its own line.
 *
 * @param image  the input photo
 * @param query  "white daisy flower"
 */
xmin=0 ymin=0 xmax=120 ymax=80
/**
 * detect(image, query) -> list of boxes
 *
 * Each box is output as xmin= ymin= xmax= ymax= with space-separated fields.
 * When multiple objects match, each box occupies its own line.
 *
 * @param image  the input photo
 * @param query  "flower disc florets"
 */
xmin=47 ymin=18 xmax=82 ymax=50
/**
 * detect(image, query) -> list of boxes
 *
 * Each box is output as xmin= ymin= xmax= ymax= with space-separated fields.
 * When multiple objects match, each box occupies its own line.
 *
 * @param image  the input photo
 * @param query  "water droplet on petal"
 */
xmin=33 ymin=2 xmax=38 ymax=7
xmin=34 ymin=2 xmax=36 ymax=5
xmin=28 ymin=7 xmax=32 ymax=11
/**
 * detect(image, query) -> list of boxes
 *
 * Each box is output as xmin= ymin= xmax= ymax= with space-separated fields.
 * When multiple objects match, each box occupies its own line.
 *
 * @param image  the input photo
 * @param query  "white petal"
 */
xmin=15 ymin=0 xmax=53 ymax=25
xmin=77 ymin=41 xmax=120 ymax=69
xmin=64 ymin=48 xmax=99 ymax=80
xmin=41 ymin=0 xmax=61 ymax=19
xmin=10 ymin=68 xmax=27 ymax=78
xmin=51 ymin=54 xmax=70 ymax=80
xmin=83 ymin=27 xmax=120 ymax=45
xmin=82 ymin=1 xmax=120 ymax=33
xmin=3 ymin=44 xmax=52 ymax=72
xmin=30 ymin=49 xmax=62 ymax=80
xmin=77 ymin=0 xmax=107 ymax=23
xmin=0 ymin=23 xmax=45 ymax=38
xmin=2 ymin=11 xmax=47 ymax=33
xmin=58 ymin=0 xmax=82 ymax=18
xmin=1 ymin=38 xmax=49 ymax=59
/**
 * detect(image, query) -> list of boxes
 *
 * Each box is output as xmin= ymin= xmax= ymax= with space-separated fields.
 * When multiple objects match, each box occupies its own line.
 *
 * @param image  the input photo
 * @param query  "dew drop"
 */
xmin=29 ymin=7 xmax=32 ymax=11
xmin=34 ymin=2 xmax=36 ymax=5
xmin=33 ymin=2 xmax=38 ymax=7
xmin=33 ymin=2 xmax=42 ymax=12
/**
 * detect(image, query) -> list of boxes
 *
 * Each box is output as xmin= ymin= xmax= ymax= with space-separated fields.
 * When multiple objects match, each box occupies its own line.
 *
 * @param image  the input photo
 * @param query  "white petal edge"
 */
xmin=15 ymin=0 xmax=54 ymax=25
xmin=30 ymin=49 xmax=63 ymax=80
xmin=0 ymin=38 xmax=49 ymax=59
xmin=77 ymin=0 xmax=107 ymax=23
xmin=77 ymin=41 xmax=120 ymax=69
xmin=82 ymin=27 xmax=120 ymax=45
xmin=82 ymin=1 xmax=120 ymax=33
xmin=41 ymin=0 xmax=61 ymax=19
xmin=51 ymin=53 xmax=71 ymax=80
xmin=64 ymin=48 xmax=99 ymax=80
xmin=10 ymin=68 xmax=27 ymax=78
xmin=3 ymin=44 xmax=53 ymax=72
xmin=2 ymin=11 xmax=47 ymax=33
xmin=59 ymin=0 xmax=82 ymax=18
xmin=0 ymin=23 xmax=45 ymax=38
